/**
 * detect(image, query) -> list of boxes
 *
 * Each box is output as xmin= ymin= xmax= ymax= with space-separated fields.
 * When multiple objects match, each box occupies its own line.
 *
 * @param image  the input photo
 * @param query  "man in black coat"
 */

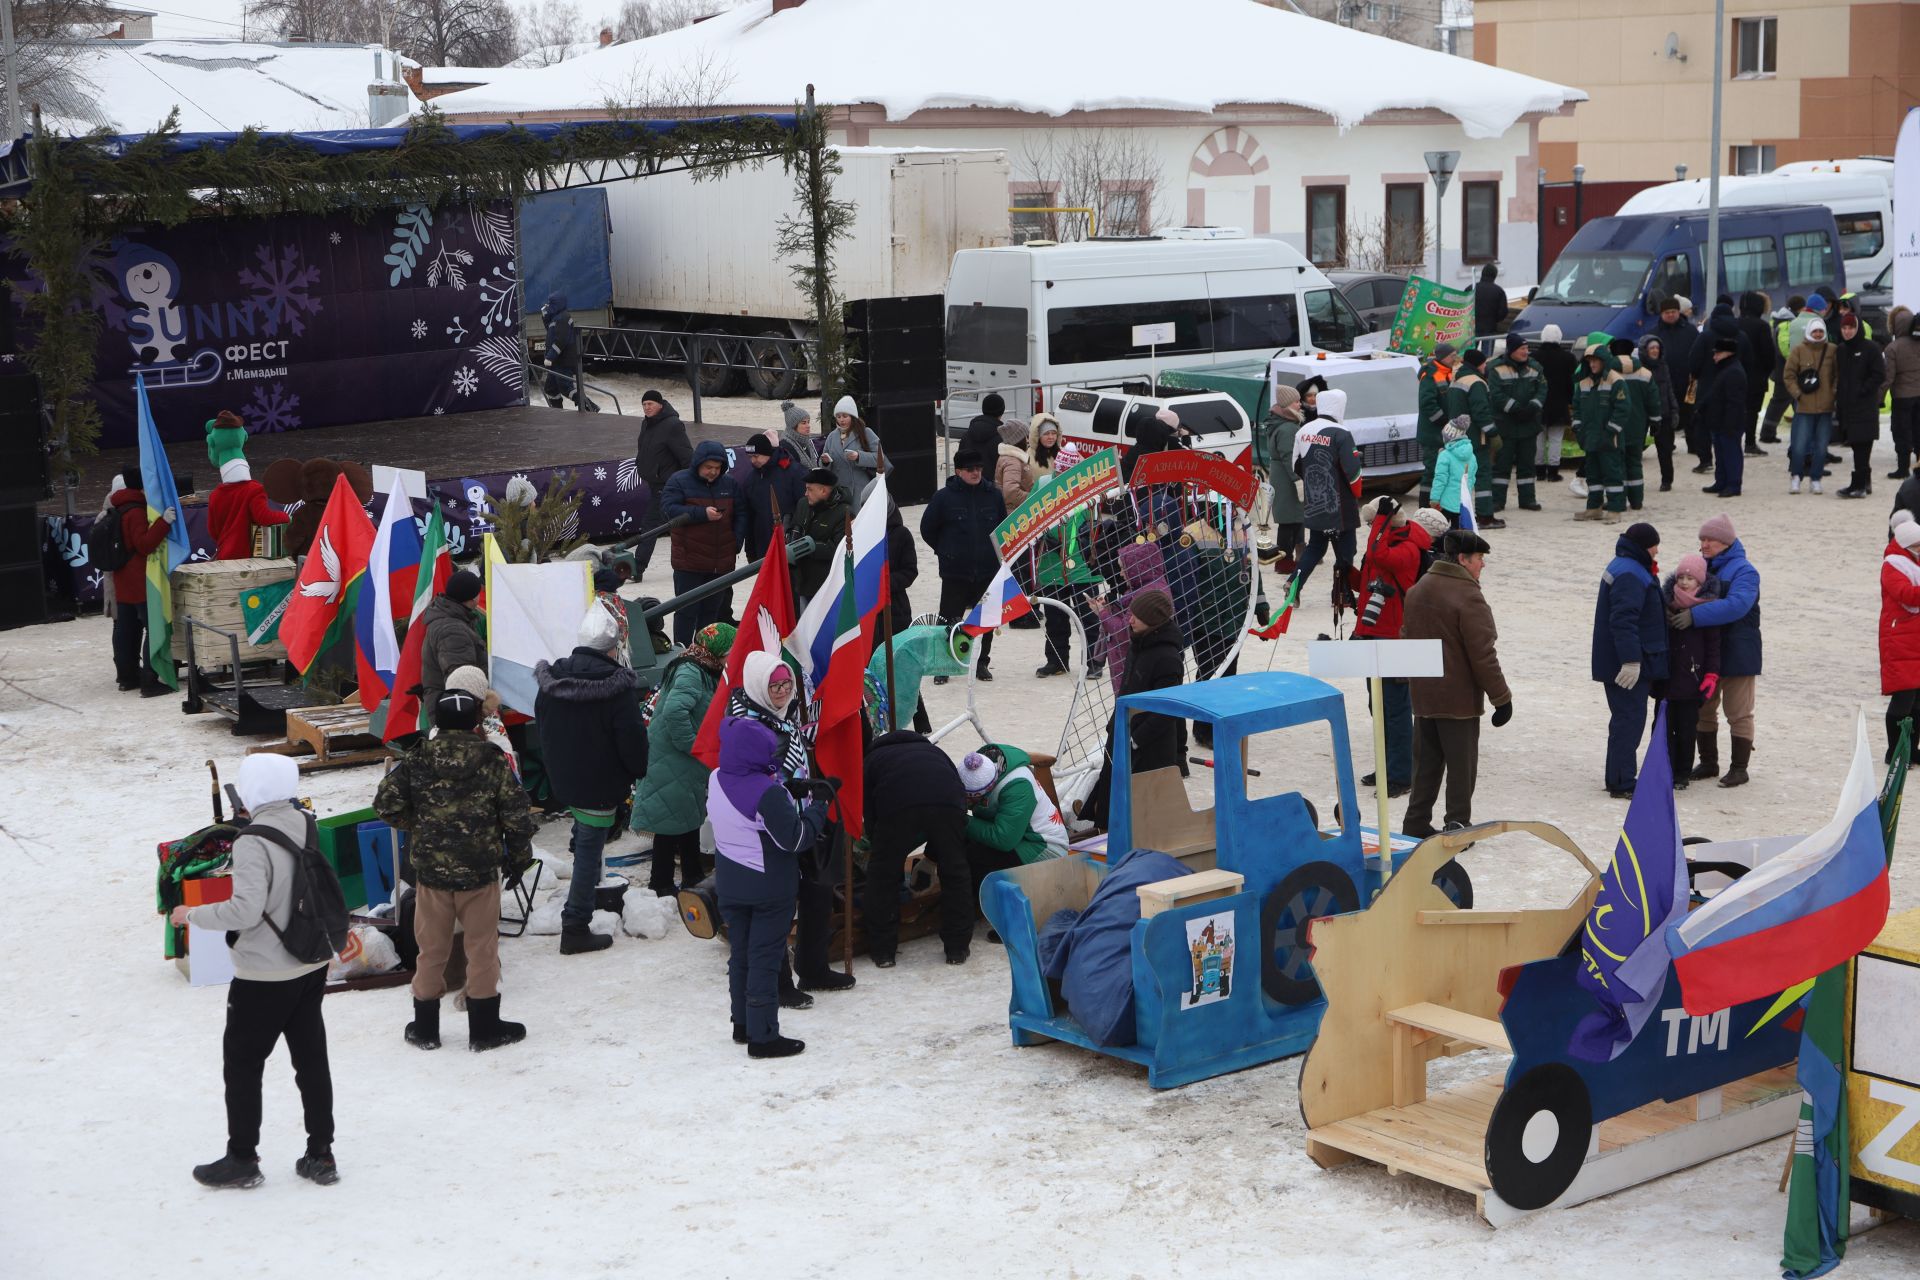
xmin=737 ymin=433 xmax=805 ymax=559
xmin=1699 ymin=339 xmax=1749 ymax=497
xmin=861 ymin=731 xmax=971 ymax=966
xmin=961 ymin=392 xmax=1007 ymax=461
xmin=790 ymin=468 xmax=851 ymax=609
xmin=919 ymin=449 xmax=1008 ymax=679
xmin=534 ymin=608 xmax=649 ymax=955
xmin=1835 ymin=313 xmax=1889 ymax=498
xmin=632 ymin=390 xmax=693 ymax=576
xmin=1651 ymin=297 xmax=1700 ymax=468
xmin=1735 ymin=292 xmax=1775 ymax=457
xmin=1473 ymin=263 xmax=1508 ymax=337
xmin=1688 ymin=304 xmax=1752 ymax=473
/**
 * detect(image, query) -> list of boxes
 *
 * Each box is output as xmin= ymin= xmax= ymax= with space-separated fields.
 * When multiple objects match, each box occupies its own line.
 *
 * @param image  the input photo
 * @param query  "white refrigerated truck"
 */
xmin=601 ymin=146 xmax=1012 ymax=397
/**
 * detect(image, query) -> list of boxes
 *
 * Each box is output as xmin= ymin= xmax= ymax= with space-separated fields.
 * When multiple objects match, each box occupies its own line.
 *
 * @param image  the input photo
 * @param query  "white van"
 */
xmin=942 ymin=229 xmax=1370 ymax=433
xmin=1616 ymin=172 xmax=1891 ymax=290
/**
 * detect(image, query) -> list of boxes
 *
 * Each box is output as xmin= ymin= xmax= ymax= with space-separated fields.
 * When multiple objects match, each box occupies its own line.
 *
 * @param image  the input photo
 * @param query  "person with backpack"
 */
xmin=170 ymin=755 xmax=342 ymax=1190
xmin=99 ymin=475 xmax=176 ymax=694
xmin=376 ymin=690 xmax=537 ymax=1052
xmin=630 ymin=622 xmax=736 ymax=898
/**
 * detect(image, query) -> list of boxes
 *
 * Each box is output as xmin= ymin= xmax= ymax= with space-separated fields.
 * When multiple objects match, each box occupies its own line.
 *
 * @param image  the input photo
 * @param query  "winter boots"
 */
xmin=1720 ymin=737 xmax=1753 ymax=788
xmin=560 ymin=925 xmax=612 ymax=954
xmin=466 ymin=995 xmax=526 ymax=1052
xmin=749 ymin=1035 xmax=806 ymax=1059
xmin=1691 ymin=732 xmax=1721 ymax=781
xmin=192 ymin=1154 xmax=264 ymax=1189
xmin=797 ymin=967 xmax=857 ymax=993
xmin=295 ymin=1152 xmax=339 ymax=1185
xmin=404 ymin=998 xmax=441 ymax=1050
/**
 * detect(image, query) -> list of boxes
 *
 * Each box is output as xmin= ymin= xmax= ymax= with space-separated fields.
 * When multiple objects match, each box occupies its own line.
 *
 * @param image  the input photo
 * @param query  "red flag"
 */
xmin=381 ymin=504 xmax=452 ymax=740
xmin=692 ymin=527 xmax=797 ymax=768
xmin=281 ymin=475 xmax=376 ymax=674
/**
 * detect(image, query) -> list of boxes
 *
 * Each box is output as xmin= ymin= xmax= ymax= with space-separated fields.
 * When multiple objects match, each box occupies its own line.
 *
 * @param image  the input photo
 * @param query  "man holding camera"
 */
xmin=1352 ymin=496 xmax=1435 ymax=797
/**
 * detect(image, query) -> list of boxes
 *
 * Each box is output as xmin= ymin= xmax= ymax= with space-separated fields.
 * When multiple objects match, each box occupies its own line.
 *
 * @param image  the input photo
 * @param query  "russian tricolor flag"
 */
xmin=353 ymin=475 xmax=424 ymax=710
xmin=1666 ymin=713 xmax=1892 ymax=1015
xmin=960 ymin=561 xmax=1032 ymax=634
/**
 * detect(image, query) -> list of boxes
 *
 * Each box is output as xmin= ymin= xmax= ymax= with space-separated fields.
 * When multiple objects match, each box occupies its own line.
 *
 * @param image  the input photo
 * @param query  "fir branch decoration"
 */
xmin=775 ymin=96 xmax=857 ymax=424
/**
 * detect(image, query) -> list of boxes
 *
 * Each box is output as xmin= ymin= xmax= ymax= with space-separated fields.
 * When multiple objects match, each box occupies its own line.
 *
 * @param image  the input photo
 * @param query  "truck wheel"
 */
xmin=1431 ymin=858 xmax=1473 ymax=908
xmin=1260 ymin=861 xmax=1359 ymax=1007
xmin=1485 ymin=1063 xmax=1592 ymax=1210
xmin=744 ymin=330 xmax=800 ymax=400
xmin=693 ymin=329 xmax=744 ymax=398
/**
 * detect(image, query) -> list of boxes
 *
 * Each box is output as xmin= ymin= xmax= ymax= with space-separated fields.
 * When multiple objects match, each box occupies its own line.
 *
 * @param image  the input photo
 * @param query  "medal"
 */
xmin=1135 ymin=534 xmax=1148 ymax=544
xmin=1178 ymin=532 xmax=1195 ymax=549
xmin=1155 ymin=521 xmax=1169 ymax=538
xmin=1064 ymin=557 xmax=1076 ymax=570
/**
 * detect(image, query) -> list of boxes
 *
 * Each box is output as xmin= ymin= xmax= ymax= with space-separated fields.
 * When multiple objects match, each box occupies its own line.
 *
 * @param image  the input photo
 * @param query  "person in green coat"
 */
xmin=958 ymin=743 xmax=1069 ymax=879
xmin=1487 ymin=334 xmax=1546 ymax=513
xmin=1444 ymin=349 xmax=1500 ymax=528
xmin=630 ymin=622 xmax=735 ymax=896
xmin=1261 ymin=385 xmax=1307 ymax=569
xmin=1608 ymin=337 xmax=1658 ymax=510
xmin=1417 ymin=345 xmax=1460 ymax=504
xmin=1572 ymin=340 xmax=1632 ymax=521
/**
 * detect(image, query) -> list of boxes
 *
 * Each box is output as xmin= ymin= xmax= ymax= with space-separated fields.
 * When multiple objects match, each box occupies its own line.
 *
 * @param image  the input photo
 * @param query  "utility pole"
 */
xmin=1705 ymin=0 xmax=1727 ymax=310
xmin=2 ymin=0 xmax=25 ymax=142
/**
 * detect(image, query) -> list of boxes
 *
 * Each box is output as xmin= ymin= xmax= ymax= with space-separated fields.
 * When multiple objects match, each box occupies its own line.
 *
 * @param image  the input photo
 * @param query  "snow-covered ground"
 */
xmin=4 ymin=436 xmax=1918 ymax=1278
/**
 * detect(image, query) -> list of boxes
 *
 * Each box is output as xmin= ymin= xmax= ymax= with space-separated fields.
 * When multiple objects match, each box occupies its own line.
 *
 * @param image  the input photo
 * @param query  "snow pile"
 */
xmin=621 ymin=892 xmax=679 ymax=939
xmin=588 ymin=908 xmax=622 ymax=937
xmin=430 ymin=0 xmax=1583 ymax=139
xmin=531 ymin=841 xmax=572 ymax=880
xmin=523 ymin=897 xmax=565 ymax=936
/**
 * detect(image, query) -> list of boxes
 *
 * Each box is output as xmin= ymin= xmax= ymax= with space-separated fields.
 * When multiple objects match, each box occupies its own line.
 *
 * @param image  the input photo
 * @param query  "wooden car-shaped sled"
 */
xmin=1299 ymin=823 xmax=1804 ymax=1225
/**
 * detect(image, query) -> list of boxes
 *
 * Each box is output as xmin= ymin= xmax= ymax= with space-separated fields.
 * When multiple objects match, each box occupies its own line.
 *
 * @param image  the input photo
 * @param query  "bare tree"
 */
xmin=1344 ymin=214 xmax=1428 ymax=274
xmin=0 ymin=2 xmax=131 ymax=121
xmin=243 ymin=0 xmax=391 ymax=42
xmin=391 ymin=0 xmax=520 ymax=67
xmin=515 ymin=0 xmax=588 ymax=65
xmin=612 ymin=0 xmax=714 ymax=40
xmin=1278 ymin=0 xmax=1445 ymax=51
xmin=596 ymin=47 xmax=734 ymax=117
xmin=1015 ymin=130 xmax=1168 ymax=242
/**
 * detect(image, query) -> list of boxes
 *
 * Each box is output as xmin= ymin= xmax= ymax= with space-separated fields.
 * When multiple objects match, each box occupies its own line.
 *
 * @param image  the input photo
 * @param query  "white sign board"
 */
xmin=1305 ymin=638 xmax=1444 ymax=679
xmin=1897 ymin=108 xmax=1920 ymax=312
xmin=372 ymin=465 xmax=429 ymax=505
xmin=1853 ymin=953 xmax=1920 ymax=1087
xmin=1132 ymin=322 xmax=1176 ymax=347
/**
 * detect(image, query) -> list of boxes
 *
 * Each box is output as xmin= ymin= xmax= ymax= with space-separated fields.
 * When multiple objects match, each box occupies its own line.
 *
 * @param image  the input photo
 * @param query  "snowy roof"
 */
xmin=503 ymin=41 xmax=612 ymax=69
xmin=421 ymin=65 xmax=503 ymax=85
xmin=44 ymin=39 xmax=421 ymax=136
xmin=429 ymin=0 xmax=1579 ymax=139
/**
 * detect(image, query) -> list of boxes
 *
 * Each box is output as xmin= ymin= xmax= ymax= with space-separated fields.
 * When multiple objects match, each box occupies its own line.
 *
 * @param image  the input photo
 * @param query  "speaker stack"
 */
xmin=844 ymin=294 xmax=944 ymax=504
xmin=0 ymin=371 xmax=51 ymax=630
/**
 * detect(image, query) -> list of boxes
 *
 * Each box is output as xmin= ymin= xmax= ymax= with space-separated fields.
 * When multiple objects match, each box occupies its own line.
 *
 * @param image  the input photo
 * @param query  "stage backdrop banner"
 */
xmin=88 ymin=202 xmax=525 ymax=447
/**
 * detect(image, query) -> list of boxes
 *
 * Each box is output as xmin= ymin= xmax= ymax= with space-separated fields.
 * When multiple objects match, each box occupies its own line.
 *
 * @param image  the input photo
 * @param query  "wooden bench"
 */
xmin=1137 ymin=868 xmax=1245 ymax=918
xmin=1385 ymin=1002 xmax=1511 ymax=1106
xmin=250 ymin=704 xmax=392 ymax=772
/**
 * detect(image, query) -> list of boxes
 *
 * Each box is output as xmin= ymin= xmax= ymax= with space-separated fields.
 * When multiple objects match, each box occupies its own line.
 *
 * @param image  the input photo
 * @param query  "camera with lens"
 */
xmin=1359 ymin=578 xmax=1394 ymax=630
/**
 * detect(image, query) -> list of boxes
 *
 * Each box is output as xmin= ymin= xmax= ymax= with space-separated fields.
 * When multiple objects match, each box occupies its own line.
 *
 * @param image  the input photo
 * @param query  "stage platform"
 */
xmin=43 ymin=404 xmax=762 ymax=515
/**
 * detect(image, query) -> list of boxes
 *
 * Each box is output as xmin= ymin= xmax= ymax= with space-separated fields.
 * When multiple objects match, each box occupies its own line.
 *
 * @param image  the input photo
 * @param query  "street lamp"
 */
xmin=1425 ymin=149 xmax=1459 ymax=284
xmin=1572 ymin=163 xmax=1586 ymax=230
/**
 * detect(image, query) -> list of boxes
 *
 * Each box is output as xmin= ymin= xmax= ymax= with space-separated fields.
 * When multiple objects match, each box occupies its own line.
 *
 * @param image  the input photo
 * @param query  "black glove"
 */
xmin=502 ymin=843 xmax=535 ymax=890
xmin=1491 ymin=701 xmax=1513 ymax=728
xmin=1376 ymin=495 xmax=1399 ymax=521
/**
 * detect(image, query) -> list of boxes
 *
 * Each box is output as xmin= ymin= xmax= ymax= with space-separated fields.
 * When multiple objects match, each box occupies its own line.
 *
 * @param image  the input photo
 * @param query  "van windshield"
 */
xmin=1534 ymin=253 xmax=1653 ymax=306
xmin=947 ymin=305 xmax=1027 ymax=365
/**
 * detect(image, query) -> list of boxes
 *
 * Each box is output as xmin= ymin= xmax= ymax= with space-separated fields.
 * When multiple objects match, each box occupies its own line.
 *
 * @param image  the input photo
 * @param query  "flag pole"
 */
xmin=842 ymin=508 xmax=857 ymax=977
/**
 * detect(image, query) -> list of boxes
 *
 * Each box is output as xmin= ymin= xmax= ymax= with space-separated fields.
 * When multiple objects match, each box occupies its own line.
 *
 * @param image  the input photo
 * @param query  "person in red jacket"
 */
xmin=206 ymin=458 xmax=289 ymax=560
xmin=1879 ymin=515 xmax=1920 ymax=760
xmin=105 ymin=476 xmax=176 ymax=693
xmin=1352 ymin=494 xmax=1432 ymax=796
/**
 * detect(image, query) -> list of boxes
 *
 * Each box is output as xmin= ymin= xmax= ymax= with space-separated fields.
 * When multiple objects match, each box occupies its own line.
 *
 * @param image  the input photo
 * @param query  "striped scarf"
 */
xmin=727 ymin=688 xmax=811 ymax=779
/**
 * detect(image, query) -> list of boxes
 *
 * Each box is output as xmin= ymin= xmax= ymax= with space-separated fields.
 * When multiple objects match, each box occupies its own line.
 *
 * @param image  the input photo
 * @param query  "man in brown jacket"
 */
xmin=1399 ymin=530 xmax=1512 ymax=837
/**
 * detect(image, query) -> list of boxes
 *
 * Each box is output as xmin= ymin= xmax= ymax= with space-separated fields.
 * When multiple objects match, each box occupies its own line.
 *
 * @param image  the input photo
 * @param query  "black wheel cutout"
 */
xmin=1485 ymin=1062 xmax=1593 ymax=1210
xmin=1431 ymin=858 xmax=1474 ymax=908
xmin=1260 ymin=860 xmax=1359 ymax=1006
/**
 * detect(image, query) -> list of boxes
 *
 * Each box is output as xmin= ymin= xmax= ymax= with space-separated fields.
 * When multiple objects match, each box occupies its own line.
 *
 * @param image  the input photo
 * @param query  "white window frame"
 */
xmin=1733 ymin=16 xmax=1777 ymax=79
xmin=1730 ymin=144 xmax=1777 ymax=176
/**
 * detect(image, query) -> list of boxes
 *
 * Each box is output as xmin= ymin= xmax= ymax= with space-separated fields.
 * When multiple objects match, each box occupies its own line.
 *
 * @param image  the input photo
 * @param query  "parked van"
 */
xmin=1616 ymin=172 xmax=1891 ymax=288
xmin=942 ymin=229 xmax=1370 ymax=433
xmin=1515 ymin=205 xmax=1847 ymax=345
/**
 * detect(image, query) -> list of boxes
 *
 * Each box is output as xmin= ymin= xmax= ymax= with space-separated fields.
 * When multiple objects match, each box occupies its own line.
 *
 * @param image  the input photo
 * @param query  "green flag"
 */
xmin=239 ymin=578 xmax=298 ymax=647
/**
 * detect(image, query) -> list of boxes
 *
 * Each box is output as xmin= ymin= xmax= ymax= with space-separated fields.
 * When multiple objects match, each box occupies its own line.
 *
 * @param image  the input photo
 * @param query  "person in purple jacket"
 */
xmin=708 ymin=651 xmax=834 ymax=1059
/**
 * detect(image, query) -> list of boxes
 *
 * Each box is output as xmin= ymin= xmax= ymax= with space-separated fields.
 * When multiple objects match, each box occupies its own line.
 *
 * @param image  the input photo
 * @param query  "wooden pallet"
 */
xmin=1308 ymin=1067 xmax=1801 ymax=1226
xmin=250 ymin=704 xmax=392 ymax=772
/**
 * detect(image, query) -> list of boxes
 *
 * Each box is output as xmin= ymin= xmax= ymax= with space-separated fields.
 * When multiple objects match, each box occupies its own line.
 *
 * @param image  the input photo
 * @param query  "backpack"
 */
xmin=87 ymin=508 xmax=131 ymax=573
xmin=230 ymin=812 xmax=351 ymax=964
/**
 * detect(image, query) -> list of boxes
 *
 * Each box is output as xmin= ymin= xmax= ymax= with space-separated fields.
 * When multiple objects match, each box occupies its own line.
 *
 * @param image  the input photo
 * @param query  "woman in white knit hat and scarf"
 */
xmin=827 ymin=394 xmax=885 ymax=501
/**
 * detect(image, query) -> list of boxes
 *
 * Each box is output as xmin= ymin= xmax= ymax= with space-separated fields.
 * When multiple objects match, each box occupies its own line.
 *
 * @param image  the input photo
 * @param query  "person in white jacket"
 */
xmin=171 ymin=755 xmax=337 ymax=1190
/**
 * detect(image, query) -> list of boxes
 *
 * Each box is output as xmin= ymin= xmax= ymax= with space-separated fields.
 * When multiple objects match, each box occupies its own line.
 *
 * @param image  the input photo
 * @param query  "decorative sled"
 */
xmin=1299 ymin=823 xmax=1804 ymax=1226
xmin=1848 ymin=907 xmax=1920 ymax=1223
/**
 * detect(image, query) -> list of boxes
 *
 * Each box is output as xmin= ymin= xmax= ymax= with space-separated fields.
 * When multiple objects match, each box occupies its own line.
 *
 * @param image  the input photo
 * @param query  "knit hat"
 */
xmin=1714 ymin=336 xmax=1739 ymax=354
xmin=1539 ymin=324 xmax=1563 ymax=344
xmin=1317 ymin=388 xmax=1348 ymax=421
xmin=953 ymin=448 xmax=984 ymax=470
xmin=1659 ymin=295 xmax=1682 ymax=313
xmin=1029 ymin=411 xmax=1059 ymax=436
xmin=578 ymin=605 xmax=621 ymax=652
xmin=445 ymin=665 xmax=491 ymax=700
xmin=958 ymin=751 xmax=999 ymax=797
xmin=1412 ymin=507 xmax=1451 ymax=539
xmin=1269 ymin=384 xmax=1301 ymax=416
xmin=1892 ymin=509 xmax=1916 ymax=534
xmin=1899 ymin=523 xmax=1920 ymax=552
xmin=805 ymin=467 xmax=837 ymax=488
xmin=445 ymin=569 xmax=482 ymax=603
xmin=781 ymin=401 xmax=811 ymax=431
xmin=1678 ymin=298 xmax=1695 ymax=315
xmin=742 ymin=650 xmax=794 ymax=712
xmin=1442 ymin=414 xmax=1470 ymax=442
xmin=1130 ymin=588 xmax=1174 ymax=629
xmin=1155 ymin=406 xmax=1181 ymax=429
xmin=642 ymin=389 xmax=665 ymax=406
xmin=1698 ymin=513 xmax=1737 ymax=545
xmin=234 ymin=753 xmax=299 ymax=814
xmin=833 ymin=394 xmax=858 ymax=418
xmin=1839 ymin=311 xmax=1861 ymax=331
xmin=219 ymin=458 xmax=251 ymax=484
xmin=1432 ymin=342 xmax=1457 ymax=361
xmin=1674 ymin=552 xmax=1709 ymax=585
xmin=1504 ymin=330 xmax=1528 ymax=354
xmin=1807 ymin=320 xmax=1828 ymax=341
xmin=1609 ymin=337 xmax=1637 ymax=357
xmin=435 ymin=689 xmax=482 ymax=732
xmin=998 ymin=419 xmax=1029 ymax=447
xmin=1807 ymin=293 xmax=1829 ymax=312
xmin=741 ymin=433 xmax=772 ymax=457
xmin=1460 ymin=348 xmax=1486 ymax=368
xmin=693 ymin=621 xmax=736 ymax=659
xmin=982 ymin=392 xmax=1006 ymax=417
xmin=1623 ymin=522 xmax=1660 ymax=552
xmin=593 ymin=567 xmax=622 ymax=595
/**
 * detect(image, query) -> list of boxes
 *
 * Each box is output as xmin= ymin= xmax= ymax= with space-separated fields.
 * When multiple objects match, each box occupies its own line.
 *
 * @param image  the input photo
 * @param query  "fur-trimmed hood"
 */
xmin=534 ymin=647 xmax=640 ymax=702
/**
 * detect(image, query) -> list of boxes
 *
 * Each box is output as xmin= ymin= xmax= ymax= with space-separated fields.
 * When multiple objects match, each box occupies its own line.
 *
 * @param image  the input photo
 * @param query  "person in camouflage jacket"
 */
xmin=375 ymin=690 xmax=537 ymax=1053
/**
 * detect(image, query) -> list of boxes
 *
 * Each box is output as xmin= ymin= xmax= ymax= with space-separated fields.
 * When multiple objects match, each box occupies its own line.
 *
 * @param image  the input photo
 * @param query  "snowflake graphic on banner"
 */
xmin=240 ymin=244 xmax=324 ymax=337
xmin=446 ymin=316 xmax=468 ymax=344
xmin=433 ymin=407 xmax=445 ymax=415
xmin=593 ymin=466 xmax=607 ymax=481
xmin=242 ymin=382 xmax=303 ymax=433
xmin=590 ymin=494 xmax=602 ymax=507
xmin=410 ymin=319 xmax=428 ymax=340
xmin=328 ymin=231 xmax=342 ymax=245
xmin=612 ymin=511 xmax=632 ymax=532
xmin=452 ymin=367 xmax=479 ymax=397
xmin=477 ymin=266 xmax=519 ymax=335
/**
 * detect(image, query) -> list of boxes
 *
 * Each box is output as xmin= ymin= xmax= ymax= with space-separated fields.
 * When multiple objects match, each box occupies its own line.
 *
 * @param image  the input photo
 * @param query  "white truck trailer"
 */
xmin=602 ymin=146 xmax=1012 ymax=397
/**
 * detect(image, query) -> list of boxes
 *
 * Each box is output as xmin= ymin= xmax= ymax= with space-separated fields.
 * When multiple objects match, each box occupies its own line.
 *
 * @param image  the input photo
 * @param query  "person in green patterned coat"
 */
xmin=1609 ymin=337 xmax=1659 ymax=511
xmin=1487 ymin=334 xmax=1546 ymax=513
xmin=1573 ymin=338 xmax=1632 ymax=521
xmin=630 ymin=622 xmax=735 ymax=896
xmin=1417 ymin=345 xmax=1459 ymax=505
xmin=1444 ymin=348 xmax=1500 ymax=528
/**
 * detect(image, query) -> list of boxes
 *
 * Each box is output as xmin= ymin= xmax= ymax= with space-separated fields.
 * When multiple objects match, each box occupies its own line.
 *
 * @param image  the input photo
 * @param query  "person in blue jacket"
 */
xmin=1669 ymin=513 xmax=1762 ymax=787
xmin=708 ymin=651 xmax=834 ymax=1059
xmin=919 ymin=449 xmax=1008 ymax=680
xmin=1592 ymin=522 xmax=1668 ymax=798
